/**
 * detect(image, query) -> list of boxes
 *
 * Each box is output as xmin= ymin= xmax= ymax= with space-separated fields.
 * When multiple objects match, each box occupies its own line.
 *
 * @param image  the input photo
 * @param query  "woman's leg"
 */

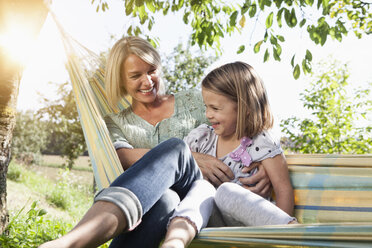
xmin=39 ymin=201 xmax=127 ymax=248
xmin=215 ymin=182 xmax=295 ymax=226
xmin=39 ymin=138 xmax=201 ymax=248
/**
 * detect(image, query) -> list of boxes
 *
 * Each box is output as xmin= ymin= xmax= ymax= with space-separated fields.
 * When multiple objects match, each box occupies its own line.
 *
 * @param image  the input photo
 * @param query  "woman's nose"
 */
xmin=143 ymin=74 xmax=153 ymax=86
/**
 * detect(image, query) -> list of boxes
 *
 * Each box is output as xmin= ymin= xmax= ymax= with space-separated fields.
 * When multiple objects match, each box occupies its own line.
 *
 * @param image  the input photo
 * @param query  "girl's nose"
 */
xmin=205 ymin=109 xmax=212 ymax=119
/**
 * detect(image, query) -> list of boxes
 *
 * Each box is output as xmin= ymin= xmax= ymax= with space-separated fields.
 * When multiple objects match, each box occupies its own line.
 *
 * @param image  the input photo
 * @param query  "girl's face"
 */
xmin=202 ymin=87 xmax=238 ymax=140
xmin=122 ymin=54 xmax=160 ymax=105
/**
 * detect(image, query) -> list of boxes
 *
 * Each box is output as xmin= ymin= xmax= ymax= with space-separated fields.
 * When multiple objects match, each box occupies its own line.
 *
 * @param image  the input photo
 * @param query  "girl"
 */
xmin=161 ymin=61 xmax=297 ymax=248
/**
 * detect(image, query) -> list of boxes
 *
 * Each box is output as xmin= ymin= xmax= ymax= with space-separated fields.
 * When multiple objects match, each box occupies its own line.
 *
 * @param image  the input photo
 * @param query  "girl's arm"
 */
xmin=116 ymin=148 xmax=150 ymax=170
xmin=261 ymin=154 xmax=294 ymax=216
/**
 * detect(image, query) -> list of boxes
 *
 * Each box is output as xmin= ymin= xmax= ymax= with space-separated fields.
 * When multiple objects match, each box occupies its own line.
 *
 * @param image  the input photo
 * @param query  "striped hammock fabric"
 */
xmin=190 ymin=154 xmax=372 ymax=247
xmin=52 ymin=14 xmax=372 ymax=248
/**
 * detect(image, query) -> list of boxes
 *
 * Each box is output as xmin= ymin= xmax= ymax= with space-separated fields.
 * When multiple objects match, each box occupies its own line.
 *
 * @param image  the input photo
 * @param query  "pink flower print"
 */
xmin=229 ymin=137 xmax=252 ymax=167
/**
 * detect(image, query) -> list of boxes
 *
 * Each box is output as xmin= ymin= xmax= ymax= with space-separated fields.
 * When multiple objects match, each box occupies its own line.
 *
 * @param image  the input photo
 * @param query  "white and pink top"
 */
xmin=183 ymin=124 xmax=283 ymax=185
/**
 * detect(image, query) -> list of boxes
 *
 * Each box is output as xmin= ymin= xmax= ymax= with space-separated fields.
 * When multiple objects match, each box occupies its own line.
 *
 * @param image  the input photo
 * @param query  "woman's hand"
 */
xmin=192 ymin=153 xmax=234 ymax=187
xmin=239 ymin=162 xmax=272 ymax=198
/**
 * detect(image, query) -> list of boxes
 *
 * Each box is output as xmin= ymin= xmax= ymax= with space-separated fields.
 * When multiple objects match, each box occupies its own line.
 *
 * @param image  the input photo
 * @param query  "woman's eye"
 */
xmin=148 ymin=69 xmax=157 ymax=75
xmin=130 ymin=74 xmax=140 ymax=79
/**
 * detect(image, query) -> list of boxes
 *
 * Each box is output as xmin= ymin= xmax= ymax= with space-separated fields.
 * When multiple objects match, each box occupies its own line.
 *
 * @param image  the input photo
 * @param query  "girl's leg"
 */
xmin=40 ymin=138 xmax=201 ymax=248
xmin=161 ymin=180 xmax=216 ymax=248
xmin=215 ymin=182 xmax=295 ymax=226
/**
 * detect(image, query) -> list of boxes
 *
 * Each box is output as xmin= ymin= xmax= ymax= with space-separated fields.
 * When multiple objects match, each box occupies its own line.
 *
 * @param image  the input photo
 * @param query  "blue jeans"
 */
xmin=107 ymin=138 xmax=202 ymax=248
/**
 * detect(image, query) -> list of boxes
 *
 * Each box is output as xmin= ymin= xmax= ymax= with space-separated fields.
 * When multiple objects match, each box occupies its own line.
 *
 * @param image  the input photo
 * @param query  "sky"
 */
xmin=17 ymin=0 xmax=372 ymax=129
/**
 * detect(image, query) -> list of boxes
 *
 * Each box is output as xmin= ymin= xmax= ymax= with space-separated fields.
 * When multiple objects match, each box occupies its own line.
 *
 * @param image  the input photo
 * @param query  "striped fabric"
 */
xmin=53 ymin=13 xmax=127 ymax=189
xmin=190 ymin=154 xmax=372 ymax=247
xmin=53 ymin=14 xmax=372 ymax=247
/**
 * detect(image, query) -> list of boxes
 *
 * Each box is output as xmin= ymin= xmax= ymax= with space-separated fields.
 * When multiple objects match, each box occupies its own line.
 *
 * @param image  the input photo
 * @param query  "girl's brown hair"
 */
xmin=202 ymin=61 xmax=273 ymax=139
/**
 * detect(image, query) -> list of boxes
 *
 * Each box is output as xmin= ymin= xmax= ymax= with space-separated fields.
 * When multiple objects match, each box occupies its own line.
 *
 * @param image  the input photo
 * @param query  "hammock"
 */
xmin=50 ymin=14 xmax=372 ymax=248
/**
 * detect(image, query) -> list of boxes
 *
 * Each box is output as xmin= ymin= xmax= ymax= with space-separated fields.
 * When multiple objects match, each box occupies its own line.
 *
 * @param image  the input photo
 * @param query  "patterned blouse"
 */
xmin=184 ymin=124 xmax=283 ymax=184
xmin=104 ymin=89 xmax=207 ymax=149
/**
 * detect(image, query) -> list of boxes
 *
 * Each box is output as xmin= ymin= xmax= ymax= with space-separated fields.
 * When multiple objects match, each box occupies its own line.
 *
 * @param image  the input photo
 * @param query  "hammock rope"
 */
xmin=49 ymin=11 xmax=372 ymax=247
xmin=51 ymin=12 xmax=128 ymax=189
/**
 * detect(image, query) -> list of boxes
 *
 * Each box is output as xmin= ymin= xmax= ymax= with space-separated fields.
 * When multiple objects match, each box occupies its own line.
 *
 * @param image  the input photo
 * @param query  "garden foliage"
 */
xmin=280 ymin=60 xmax=371 ymax=153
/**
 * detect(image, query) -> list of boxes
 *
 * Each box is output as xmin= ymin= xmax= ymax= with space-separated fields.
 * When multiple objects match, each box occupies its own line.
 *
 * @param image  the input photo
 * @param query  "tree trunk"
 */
xmin=0 ymin=0 xmax=48 ymax=233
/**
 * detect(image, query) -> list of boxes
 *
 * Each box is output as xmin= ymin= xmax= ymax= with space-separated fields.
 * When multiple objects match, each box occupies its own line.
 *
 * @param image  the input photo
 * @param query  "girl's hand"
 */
xmin=239 ymin=162 xmax=272 ymax=198
xmin=192 ymin=153 xmax=234 ymax=187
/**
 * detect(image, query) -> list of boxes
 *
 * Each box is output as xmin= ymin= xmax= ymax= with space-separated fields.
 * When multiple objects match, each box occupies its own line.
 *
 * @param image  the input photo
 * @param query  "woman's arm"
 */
xmin=192 ymin=152 xmax=234 ymax=187
xmin=261 ymin=154 xmax=294 ymax=216
xmin=239 ymin=162 xmax=272 ymax=198
xmin=116 ymin=148 xmax=150 ymax=170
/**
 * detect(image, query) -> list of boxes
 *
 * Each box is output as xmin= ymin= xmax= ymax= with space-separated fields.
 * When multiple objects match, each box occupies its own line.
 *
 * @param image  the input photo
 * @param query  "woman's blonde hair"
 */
xmin=105 ymin=36 xmax=165 ymax=108
xmin=202 ymin=61 xmax=273 ymax=139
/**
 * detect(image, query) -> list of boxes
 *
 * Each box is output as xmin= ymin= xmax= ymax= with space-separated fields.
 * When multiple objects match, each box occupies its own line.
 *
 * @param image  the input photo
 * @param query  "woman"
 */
xmin=40 ymin=36 xmax=271 ymax=248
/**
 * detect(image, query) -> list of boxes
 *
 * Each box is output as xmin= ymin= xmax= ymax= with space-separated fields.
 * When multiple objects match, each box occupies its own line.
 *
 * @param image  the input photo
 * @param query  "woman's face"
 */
xmin=122 ymin=54 xmax=160 ymax=105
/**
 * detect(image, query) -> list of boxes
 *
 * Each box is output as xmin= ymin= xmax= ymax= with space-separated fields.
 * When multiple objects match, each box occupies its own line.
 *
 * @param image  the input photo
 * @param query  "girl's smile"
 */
xmin=202 ymin=87 xmax=238 ymax=141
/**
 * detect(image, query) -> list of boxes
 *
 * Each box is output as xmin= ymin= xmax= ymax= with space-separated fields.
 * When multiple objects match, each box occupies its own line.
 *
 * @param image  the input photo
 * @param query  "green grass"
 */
xmin=41 ymin=155 xmax=92 ymax=172
xmin=40 ymin=162 xmax=92 ymax=172
xmin=10 ymin=161 xmax=93 ymax=219
xmin=4 ymin=160 xmax=110 ymax=248
xmin=0 ymin=201 xmax=72 ymax=248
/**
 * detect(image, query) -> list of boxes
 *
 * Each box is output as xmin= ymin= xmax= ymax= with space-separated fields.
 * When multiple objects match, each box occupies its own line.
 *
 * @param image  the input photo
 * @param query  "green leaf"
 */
xmin=277 ymin=35 xmax=285 ymax=42
xmin=125 ymin=0 xmax=134 ymax=15
xmin=306 ymin=49 xmax=313 ymax=61
xmin=284 ymin=8 xmax=291 ymax=26
xmin=241 ymin=1 xmax=250 ymax=15
xmin=237 ymin=45 xmax=245 ymax=54
xmin=135 ymin=0 xmax=144 ymax=7
xmin=249 ymin=4 xmax=257 ymax=17
xmin=127 ymin=25 xmax=133 ymax=35
xmin=291 ymin=54 xmax=295 ymax=67
xmin=290 ymin=8 xmax=297 ymax=27
xmin=270 ymin=35 xmax=277 ymax=45
xmin=146 ymin=0 xmax=156 ymax=13
xmin=183 ymin=12 xmax=190 ymax=24
xmin=264 ymin=48 xmax=270 ymax=62
xmin=293 ymin=64 xmax=300 ymax=79
xmin=266 ymin=12 xmax=274 ymax=28
xmin=230 ymin=11 xmax=239 ymax=26
xmin=299 ymin=19 xmax=306 ymax=27
xmin=277 ymin=8 xmax=284 ymax=27
xmin=302 ymin=58 xmax=312 ymax=74
xmin=254 ymin=40 xmax=263 ymax=53
xmin=273 ymin=48 xmax=280 ymax=61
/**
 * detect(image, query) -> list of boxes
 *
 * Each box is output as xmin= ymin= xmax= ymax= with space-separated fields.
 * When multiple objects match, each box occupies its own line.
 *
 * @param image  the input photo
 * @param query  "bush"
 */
xmin=0 ymin=202 xmax=71 ymax=248
xmin=7 ymin=163 xmax=22 ymax=182
xmin=12 ymin=111 xmax=47 ymax=165
xmin=46 ymin=170 xmax=74 ymax=210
